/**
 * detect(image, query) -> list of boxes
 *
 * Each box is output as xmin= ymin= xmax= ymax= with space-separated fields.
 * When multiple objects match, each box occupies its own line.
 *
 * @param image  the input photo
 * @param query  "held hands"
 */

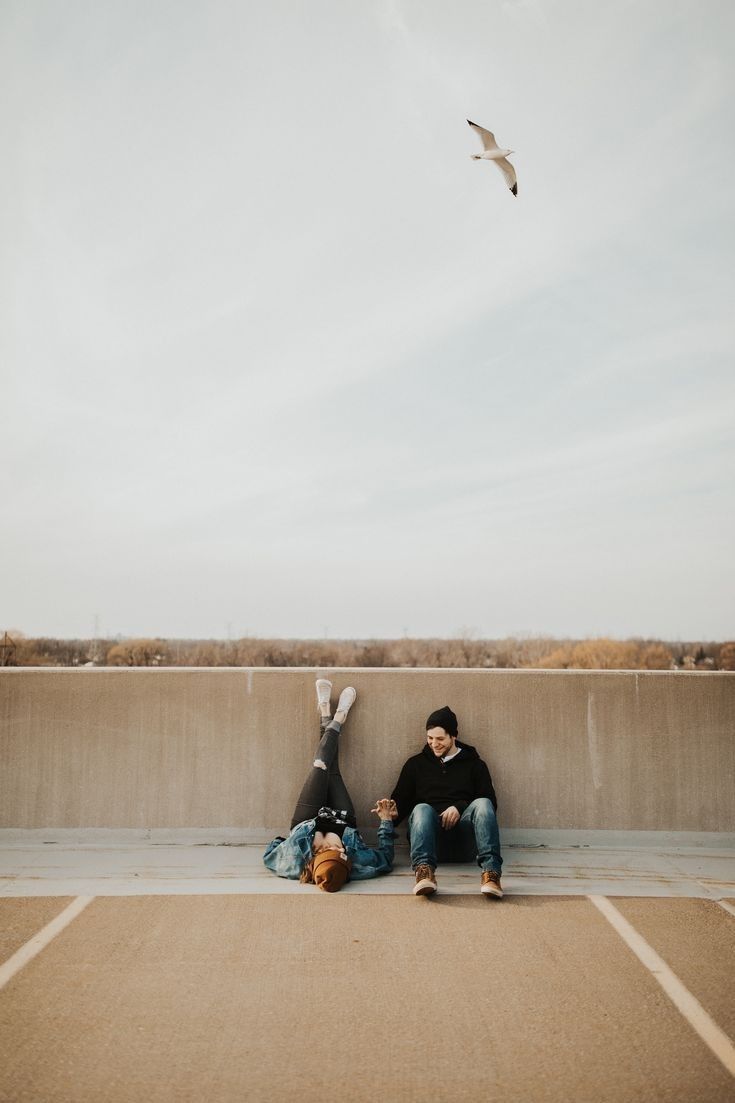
xmin=371 ymin=798 xmax=398 ymax=821
xmin=440 ymin=806 xmax=460 ymax=830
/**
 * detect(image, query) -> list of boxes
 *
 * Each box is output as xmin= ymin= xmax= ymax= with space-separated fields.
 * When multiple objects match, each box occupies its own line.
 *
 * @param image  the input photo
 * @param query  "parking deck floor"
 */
xmin=1 ymin=841 xmax=734 ymax=1102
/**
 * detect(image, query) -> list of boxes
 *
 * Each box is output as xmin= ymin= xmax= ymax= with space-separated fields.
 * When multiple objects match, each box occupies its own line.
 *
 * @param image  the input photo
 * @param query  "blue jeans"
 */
xmin=407 ymin=799 xmax=502 ymax=874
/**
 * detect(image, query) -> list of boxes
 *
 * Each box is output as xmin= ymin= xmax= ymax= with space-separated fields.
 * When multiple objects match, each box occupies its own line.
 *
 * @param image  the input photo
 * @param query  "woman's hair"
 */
xmin=299 ymin=858 xmax=315 ymax=885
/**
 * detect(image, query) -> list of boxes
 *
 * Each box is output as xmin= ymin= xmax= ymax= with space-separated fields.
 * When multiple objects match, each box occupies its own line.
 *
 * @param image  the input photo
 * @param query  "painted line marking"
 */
xmin=716 ymin=899 xmax=735 ymax=919
xmin=588 ymin=895 xmax=735 ymax=1078
xmin=0 ymin=896 xmax=94 ymax=990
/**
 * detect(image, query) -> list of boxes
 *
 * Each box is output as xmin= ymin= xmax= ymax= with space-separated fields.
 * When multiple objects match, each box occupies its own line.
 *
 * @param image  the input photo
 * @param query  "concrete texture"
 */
xmin=614 ymin=898 xmax=735 ymax=1038
xmin=1 ymin=838 xmax=734 ymax=899
xmin=0 ymin=897 xmax=74 ymax=960
xmin=1 ymin=668 xmax=734 ymax=832
xmin=1 ymin=895 xmax=734 ymax=1103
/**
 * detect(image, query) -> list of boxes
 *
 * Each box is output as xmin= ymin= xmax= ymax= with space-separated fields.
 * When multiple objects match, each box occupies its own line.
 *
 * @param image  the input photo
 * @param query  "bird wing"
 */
xmin=467 ymin=119 xmax=499 ymax=152
xmin=495 ymin=157 xmax=518 ymax=196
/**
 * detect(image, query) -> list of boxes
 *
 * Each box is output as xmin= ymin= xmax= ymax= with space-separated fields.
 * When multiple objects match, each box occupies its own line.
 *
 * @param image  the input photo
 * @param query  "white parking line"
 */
xmin=589 ymin=895 xmax=735 ymax=1079
xmin=0 ymin=896 xmax=94 ymax=990
xmin=716 ymin=899 xmax=735 ymax=919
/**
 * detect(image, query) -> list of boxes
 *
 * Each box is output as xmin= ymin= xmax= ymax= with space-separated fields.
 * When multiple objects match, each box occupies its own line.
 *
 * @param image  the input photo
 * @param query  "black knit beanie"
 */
xmin=425 ymin=705 xmax=458 ymax=737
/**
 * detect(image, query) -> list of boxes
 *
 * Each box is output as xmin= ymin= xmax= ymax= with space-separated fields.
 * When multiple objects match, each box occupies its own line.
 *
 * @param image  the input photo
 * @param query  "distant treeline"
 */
xmin=2 ymin=632 xmax=734 ymax=670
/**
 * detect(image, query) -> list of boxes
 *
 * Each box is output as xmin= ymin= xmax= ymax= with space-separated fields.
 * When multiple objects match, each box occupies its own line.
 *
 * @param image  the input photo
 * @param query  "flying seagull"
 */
xmin=467 ymin=119 xmax=518 ymax=196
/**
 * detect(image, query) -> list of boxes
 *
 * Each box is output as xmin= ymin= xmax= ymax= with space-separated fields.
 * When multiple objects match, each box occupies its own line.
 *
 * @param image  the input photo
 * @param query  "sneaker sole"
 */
xmin=315 ymin=679 xmax=332 ymax=707
xmin=481 ymin=885 xmax=503 ymax=898
xmin=336 ymin=687 xmax=356 ymax=713
xmin=413 ymin=880 xmax=437 ymax=896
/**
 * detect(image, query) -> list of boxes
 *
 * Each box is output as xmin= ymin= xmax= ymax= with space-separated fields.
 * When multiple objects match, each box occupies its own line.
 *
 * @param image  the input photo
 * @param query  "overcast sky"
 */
xmin=1 ymin=0 xmax=733 ymax=641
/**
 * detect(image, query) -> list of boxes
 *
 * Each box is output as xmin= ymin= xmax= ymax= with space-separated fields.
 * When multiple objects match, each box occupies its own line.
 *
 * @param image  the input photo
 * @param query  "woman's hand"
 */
xmin=371 ymin=798 xmax=398 ymax=821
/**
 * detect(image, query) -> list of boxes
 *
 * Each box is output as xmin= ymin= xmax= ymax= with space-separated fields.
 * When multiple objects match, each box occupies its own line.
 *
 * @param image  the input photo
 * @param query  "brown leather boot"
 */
xmin=481 ymin=870 xmax=503 ymax=898
xmin=413 ymin=864 xmax=437 ymax=896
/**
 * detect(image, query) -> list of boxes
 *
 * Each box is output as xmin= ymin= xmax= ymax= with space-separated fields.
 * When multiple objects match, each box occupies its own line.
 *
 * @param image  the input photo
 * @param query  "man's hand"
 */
xmin=440 ymin=806 xmax=460 ymax=829
xmin=371 ymin=798 xmax=398 ymax=821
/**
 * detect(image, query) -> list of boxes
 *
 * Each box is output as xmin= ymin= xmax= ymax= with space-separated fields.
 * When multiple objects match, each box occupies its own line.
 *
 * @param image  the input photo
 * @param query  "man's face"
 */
xmin=427 ymin=726 xmax=457 ymax=758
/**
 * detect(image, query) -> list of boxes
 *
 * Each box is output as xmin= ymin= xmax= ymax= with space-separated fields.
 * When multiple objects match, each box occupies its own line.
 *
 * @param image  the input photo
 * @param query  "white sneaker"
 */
xmin=335 ymin=686 xmax=356 ymax=719
xmin=315 ymin=679 xmax=332 ymax=714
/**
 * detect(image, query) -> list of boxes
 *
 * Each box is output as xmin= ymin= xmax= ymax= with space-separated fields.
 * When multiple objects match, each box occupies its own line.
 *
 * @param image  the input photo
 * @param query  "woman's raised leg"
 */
xmin=326 ymin=746 xmax=357 ymax=826
xmin=289 ymin=721 xmax=341 ymax=828
xmin=289 ymin=685 xmax=356 ymax=829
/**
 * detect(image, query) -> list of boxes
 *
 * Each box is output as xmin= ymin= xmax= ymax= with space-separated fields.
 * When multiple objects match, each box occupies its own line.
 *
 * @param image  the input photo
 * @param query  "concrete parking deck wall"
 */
xmin=1 ymin=668 xmax=733 ymax=835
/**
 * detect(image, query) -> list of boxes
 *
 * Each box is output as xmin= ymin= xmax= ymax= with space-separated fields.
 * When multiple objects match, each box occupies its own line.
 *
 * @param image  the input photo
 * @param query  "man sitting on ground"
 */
xmin=390 ymin=705 xmax=503 ymax=898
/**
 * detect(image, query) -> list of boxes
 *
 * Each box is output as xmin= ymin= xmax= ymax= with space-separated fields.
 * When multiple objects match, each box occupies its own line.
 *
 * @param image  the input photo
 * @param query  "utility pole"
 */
xmin=90 ymin=614 xmax=102 ymax=665
xmin=0 ymin=631 xmax=17 ymax=666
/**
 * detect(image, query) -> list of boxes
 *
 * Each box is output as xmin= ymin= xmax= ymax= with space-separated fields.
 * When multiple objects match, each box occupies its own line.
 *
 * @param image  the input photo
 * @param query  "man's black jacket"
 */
xmin=390 ymin=742 xmax=497 ymax=825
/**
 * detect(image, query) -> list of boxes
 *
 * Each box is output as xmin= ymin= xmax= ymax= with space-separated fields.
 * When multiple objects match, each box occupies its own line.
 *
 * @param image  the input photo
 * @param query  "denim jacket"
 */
xmin=263 ymin=818 xmax=395 ymax=881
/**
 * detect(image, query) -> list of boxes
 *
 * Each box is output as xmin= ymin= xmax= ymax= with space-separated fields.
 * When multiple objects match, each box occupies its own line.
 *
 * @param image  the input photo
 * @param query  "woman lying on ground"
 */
xmin=263 ymin=680 xmax=396 ymax=892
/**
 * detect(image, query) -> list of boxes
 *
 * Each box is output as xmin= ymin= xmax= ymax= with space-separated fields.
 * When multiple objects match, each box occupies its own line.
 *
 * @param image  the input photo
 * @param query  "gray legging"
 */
xmin=289 ymin=716 xmax=357 ymax=830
